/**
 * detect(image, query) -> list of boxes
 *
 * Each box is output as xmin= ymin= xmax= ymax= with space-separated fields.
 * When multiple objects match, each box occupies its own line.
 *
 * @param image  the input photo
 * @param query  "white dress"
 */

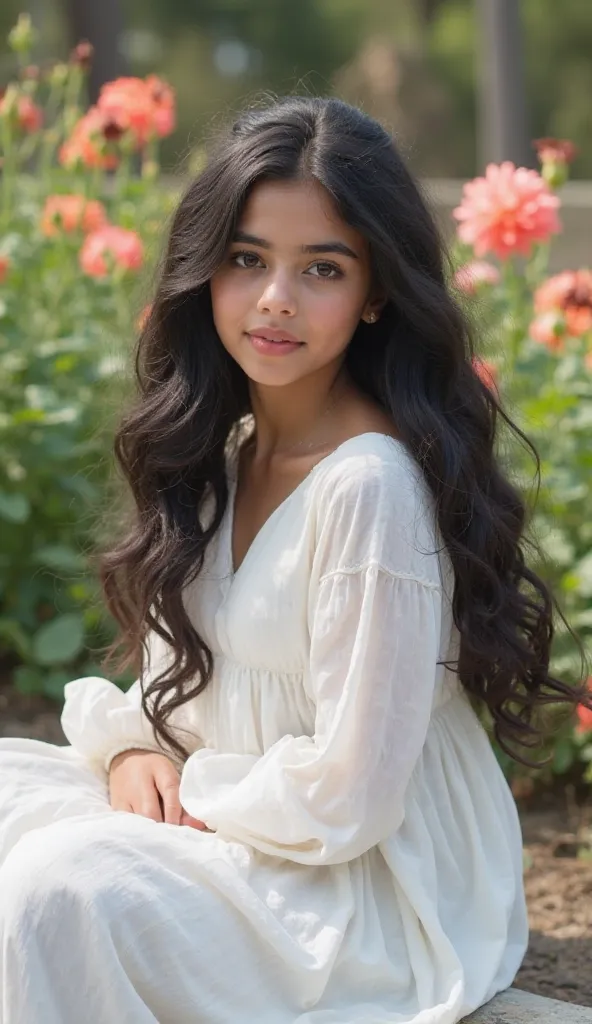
xmin=0 ymin=432 xmax=528 ymax=1024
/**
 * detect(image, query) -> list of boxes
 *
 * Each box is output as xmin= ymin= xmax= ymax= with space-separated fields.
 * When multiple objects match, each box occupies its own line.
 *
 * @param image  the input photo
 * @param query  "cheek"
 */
xmin=306 ymin=284 xmax=365 ymax=340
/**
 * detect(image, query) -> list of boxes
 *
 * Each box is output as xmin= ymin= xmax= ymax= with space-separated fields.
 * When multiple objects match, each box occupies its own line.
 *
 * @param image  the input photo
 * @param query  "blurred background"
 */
xmin=2 ymin=0 xmax=591 ymax=268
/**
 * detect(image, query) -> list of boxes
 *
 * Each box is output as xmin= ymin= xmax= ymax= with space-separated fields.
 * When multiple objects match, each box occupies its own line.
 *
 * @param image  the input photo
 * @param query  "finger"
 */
xmin=135 ymin=780 xmax=165 ymax=823
xmin=180 ymin=810 xmax=212 ymax=831
xmin=110 ymin=800 xmax=133 ymax=814
xmin=158 ymin=778 xmax=183 ymax=826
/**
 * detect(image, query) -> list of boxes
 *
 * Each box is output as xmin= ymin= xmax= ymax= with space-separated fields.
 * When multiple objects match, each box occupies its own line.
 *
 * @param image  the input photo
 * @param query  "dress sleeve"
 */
xmin=60 ymin=627 xmax=199 ymax=774
xmin=179 ymin=452 xmax=445 ymax=864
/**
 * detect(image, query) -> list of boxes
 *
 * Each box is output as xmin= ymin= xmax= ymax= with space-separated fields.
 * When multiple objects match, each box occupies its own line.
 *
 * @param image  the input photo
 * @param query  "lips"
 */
xmin=246 ymin=327 xmax=302 ymax=344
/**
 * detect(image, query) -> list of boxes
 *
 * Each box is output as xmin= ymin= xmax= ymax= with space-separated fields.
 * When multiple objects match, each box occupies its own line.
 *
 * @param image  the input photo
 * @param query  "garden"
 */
xmin=0 ymin=14 xmax=591 ymax=1007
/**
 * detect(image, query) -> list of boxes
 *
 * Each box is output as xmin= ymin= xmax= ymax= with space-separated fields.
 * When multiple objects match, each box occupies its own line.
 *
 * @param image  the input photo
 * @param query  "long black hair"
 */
xmin=97 ymin=95 xmax=591 ymax=764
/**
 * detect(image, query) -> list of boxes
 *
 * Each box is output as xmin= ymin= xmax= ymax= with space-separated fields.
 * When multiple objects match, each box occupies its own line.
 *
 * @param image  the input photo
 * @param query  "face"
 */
xmin=209 ymin=178 xmax=381 ymax=388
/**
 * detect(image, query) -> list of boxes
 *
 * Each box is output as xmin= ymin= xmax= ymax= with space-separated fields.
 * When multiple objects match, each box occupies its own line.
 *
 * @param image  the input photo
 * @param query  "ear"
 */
xmin=361 ymin=294 xmax=387 ymax=325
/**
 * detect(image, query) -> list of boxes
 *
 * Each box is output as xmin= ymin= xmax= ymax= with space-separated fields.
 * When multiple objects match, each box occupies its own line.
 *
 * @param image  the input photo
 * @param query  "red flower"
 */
xmin=59 ymin=106 xmax=119 ymax=170
xmin=453 ymin=162 xmax=560 ymax=260
xmin=97 ymin=75 xmax=176 ymax=149
xmin=0 ymin=92 xmax=43 ymax=133
xmin=528 ymin=311 xmax=565 ymax=352
xmin=79 ymin=225 xmax=143 ymax=277
xmin=0 ymin=254 xmax=10 ymax=283
xmin=533 ymin=270 xmax=592 ymax=341
xmin=41 ymin=194 xmax=107 ymax=237
xmin=576 ymin=679 xmax=592 ymax=735
xmin=534 ymin=139 xmax=578 ymax=189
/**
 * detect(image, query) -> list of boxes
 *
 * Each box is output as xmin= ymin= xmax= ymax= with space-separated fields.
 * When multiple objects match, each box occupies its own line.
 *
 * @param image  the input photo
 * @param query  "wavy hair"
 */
xmin=97 ymin=95 xmax=591 ymax=766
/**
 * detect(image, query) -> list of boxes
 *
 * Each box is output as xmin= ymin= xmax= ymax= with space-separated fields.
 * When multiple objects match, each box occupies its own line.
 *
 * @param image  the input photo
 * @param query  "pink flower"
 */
xmin=453 ymin=162 xmax=561 ymax=260
xmin=528 ymin=311 xmax=565 ymax=352
xmin=79 ymin=226 xmax=143 ymax=278
xmin=0 ymin=254 xmax=9 ymax=283
xmin=575 ymin=679 xmax=592 ymax=735
xmin=533 ymin=137 xmax=577 ymax=167
xmin=0 ymin=92 xmax=43 ymax=133
xmin=472 ymin=357 xmax=499 ymax=395
xmin=454 ymin=260 xmax=500 ymax=295
xmin=41 ymin=194 xmax=107 ymax=237
xmin=97 ymin=75 xmax=175 ymax=149
xmin=59 ymin=106 xmax=120 ymax=170
xmin=534 ymin=270 xmax=592 ymax=338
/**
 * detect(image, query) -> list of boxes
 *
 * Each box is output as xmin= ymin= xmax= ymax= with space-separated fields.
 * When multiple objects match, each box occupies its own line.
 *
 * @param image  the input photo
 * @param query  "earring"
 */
xmin=365 ymin=312 xmax=377 ymax=324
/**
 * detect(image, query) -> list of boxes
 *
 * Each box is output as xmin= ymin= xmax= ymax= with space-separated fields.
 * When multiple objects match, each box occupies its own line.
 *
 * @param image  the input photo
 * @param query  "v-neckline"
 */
xmin=225 ymin=431 xmax=409 ymax=581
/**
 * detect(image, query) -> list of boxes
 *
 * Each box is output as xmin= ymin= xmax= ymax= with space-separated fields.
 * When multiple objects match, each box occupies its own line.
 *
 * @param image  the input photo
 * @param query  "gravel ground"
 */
xmin=1 ymin=681 xmax=591 ymax=1007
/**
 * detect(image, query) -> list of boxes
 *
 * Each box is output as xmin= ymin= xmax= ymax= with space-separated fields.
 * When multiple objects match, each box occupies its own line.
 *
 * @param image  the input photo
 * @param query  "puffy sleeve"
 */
xmin=179 ymin=450 xmax=445 ymax=864
xmin=60 ymin=627 xmax=201 ymax=774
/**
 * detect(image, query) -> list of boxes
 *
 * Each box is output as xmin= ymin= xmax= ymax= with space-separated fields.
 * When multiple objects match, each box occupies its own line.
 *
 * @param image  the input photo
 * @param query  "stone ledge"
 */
xmin=463 ymin=987 xmax=592 ymax=1023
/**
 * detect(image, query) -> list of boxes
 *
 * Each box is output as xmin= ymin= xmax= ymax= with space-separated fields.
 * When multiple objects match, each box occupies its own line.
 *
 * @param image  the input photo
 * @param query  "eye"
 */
xmin=306 ymin=261 xmax=343 ymax=280
xmin=231 ymin=250 xmax=264 ymax=270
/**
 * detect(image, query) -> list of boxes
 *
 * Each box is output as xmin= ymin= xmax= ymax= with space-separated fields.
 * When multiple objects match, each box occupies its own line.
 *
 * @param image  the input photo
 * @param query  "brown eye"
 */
xmin=307 ymin=261 xmax=342 ymax=279
xmin=232 ymin=251 xmax=263 ymax=270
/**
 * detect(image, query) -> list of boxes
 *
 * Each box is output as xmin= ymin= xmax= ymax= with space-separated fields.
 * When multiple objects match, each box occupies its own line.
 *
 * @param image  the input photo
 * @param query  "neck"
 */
xmin=247 ymin=361 xmax=350 ymax=460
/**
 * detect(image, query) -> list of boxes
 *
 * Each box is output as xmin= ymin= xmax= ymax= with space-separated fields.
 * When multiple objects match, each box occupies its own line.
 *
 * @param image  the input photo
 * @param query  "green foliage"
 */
xmin=0 ymin=23 xmax=174 ymax=697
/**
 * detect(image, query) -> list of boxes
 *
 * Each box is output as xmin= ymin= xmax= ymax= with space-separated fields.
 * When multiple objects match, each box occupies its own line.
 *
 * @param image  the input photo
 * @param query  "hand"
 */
xmin=108 ymin=749 xmax=213 ymax=831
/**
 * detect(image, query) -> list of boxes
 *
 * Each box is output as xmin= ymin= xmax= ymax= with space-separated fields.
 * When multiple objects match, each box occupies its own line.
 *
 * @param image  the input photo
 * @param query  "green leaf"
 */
xmin=32 ymin=613 xmax=85 ymax=666
xmin=0 ymin=617 xmax=31 ymax=658
xmin=13 ymin=665 xmax=43 ymax=695
xmin=34 ymin=544 xmax=86 ymax=574
xmin=42 ymin=669 xmax=70 ymax=701
xmin=0 ymin=490 xmax=30 ymax=523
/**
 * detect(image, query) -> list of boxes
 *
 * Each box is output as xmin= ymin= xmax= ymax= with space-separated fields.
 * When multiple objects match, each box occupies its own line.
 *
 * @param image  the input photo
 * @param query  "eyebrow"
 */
xmin=232 ymin=231 xmax=359 ymax=260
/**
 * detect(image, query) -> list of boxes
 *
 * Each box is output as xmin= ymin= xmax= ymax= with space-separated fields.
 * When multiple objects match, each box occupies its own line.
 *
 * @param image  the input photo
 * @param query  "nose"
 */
xmin=256 ymin=271 xmax=296 ymax=317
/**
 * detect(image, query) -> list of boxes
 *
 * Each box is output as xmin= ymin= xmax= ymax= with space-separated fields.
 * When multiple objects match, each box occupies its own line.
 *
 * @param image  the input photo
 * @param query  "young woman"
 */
xmin=0 ymin=96 xmax=589 ymax=1024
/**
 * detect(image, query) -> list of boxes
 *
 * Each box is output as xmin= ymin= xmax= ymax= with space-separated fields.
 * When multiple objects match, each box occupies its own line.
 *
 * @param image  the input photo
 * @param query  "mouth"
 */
xmin=245 ymin=328 xmax=304 ymax=356
xmin=246 ymin=327 xmax=302 ymax=344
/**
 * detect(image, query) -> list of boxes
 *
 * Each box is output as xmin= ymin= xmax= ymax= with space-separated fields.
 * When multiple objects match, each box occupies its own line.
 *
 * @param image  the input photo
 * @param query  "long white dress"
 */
xmin=0 ymin=432 xmax=528 ymax=1024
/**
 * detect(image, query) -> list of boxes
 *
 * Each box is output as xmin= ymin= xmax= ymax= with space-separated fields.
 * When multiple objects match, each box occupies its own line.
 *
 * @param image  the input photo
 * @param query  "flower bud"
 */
xmin=48 ymin=62 xmax=70 ymax=88
xmin=8 ymin=14 xmax=37 ymax=55
xmin=533 ymin=138 xmax=577 ymax=190
xmin=70 ymin=40 xmax=94 ymax=70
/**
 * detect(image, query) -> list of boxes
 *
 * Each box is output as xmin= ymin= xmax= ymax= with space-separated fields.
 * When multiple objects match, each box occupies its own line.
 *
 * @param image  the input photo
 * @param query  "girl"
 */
xmin=0 ymin=96 xmax=589 ymax=1024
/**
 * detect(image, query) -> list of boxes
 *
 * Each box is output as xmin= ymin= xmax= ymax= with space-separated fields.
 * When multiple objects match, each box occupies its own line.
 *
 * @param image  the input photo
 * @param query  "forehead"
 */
xmin=237 ymin=178 xmax=366 ymax=252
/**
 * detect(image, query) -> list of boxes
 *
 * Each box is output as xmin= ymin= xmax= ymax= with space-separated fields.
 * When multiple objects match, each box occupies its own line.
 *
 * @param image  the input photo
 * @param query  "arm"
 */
xmin=61 ymin=627 xmax=200 ymax=774
xmin=179 ymin=453 xmax=444 ymax=864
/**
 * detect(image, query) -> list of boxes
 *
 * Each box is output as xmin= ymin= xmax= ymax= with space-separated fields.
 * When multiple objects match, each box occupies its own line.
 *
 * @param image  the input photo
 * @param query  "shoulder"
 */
xmin=312 ymin=432 xmax=430 ymax=514
xmin=309 ymin=433 xmax=442 ymax=586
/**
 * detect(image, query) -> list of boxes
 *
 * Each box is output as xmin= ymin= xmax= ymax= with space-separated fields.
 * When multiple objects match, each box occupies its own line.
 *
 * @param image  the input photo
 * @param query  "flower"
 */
xmin=533 ymin=270 xmax=592 ymax=339
xmin=453 ymin=162 xmax=561 ymax=260
xmin=0 ymin=254 xmax=10 ymax=283
xmin=96 ymin=75 xmax=176 ymax=149
xmin=59 ymin=106 xmax=119 ymax=170
xmin=472 ymin=357 xmax=499 ymax=395
xmin=0 ymin=91 xmax=43 ymax=133
xmin=70 ymin=40 xmax=94 ymax=70
xmin=528 ymin=311 xmax=565 ymax=352
xmin=79 ymin=225 xmax=144 ymax=277
xmin=454 ymin=260 xmax=500 ymax=295
xmin=41 ymin=195 xmax=108 ymax=237
xmin=575 ymin=679 xmax=592 ymax=735
xmin=534 ymin=138 xmax=577 ymax=189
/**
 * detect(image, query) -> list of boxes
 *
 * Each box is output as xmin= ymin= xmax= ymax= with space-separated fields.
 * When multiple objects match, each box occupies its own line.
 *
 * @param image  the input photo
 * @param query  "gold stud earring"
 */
xmin=366 ymin=312 xmax=377 ymax=324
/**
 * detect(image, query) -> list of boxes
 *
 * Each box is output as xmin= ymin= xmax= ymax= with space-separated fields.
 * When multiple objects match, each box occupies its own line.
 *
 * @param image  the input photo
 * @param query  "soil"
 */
xmin=1 ymin=682 xmax=591 ymax=1008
